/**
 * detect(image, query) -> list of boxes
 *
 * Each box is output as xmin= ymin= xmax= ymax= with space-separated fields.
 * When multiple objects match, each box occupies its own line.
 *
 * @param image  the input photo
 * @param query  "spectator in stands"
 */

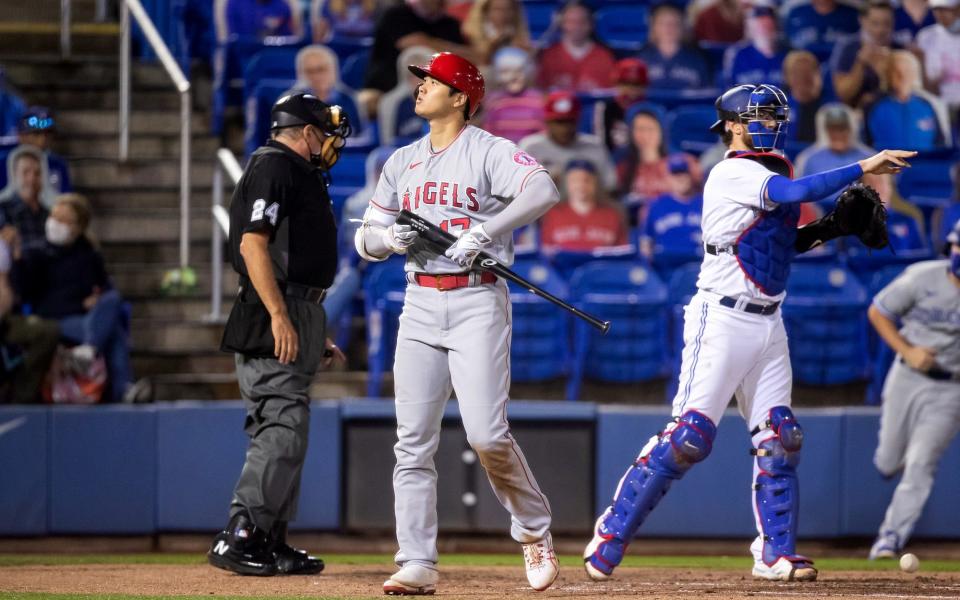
xmin=462 ymin=0 xmax=531 ymax=65
xmin=481 ymin=47 xmax=544 ymax=143
xmin=860 ymin=171 xmax=928 ymax=252
xmin=796 ymin=104 xmax=875 ymax=180
xmin=215 ymin=0 xmax=304 ymax=43
xmin=783 ymin=0 xmax=860 ymax=56
xmin=865 ymin=50 xmax=950 ymax=151
xmin=832 ymin=0 xmax=898 ymax=108
xmin=594 ymin=58 xmax=649 ymax=153
xmin=540 ymin=160 xmax=628 ymax=252
xmin=12 ymin=194 xmax=134 ymax=403
xmin=639 ymin=3 xmax=711 ymax=91
xmin=0 ymin=235 xmax=60 ymax=404
xmin=640 ymin=154 xmax=703 ymax=264
xmin=519 ymin=91 xmax=617 ymax=192
xmin=694 ymin=0 xmax=745 ymax=45
xmin=359 ymin=0 xmax=471 ymax=117
xmin=783 ymin=50 xmax=824 ymax=143
xmin=916 ymin=0 xmax=960 ymax=117
xmin=617 ymin=108 xmax=699 ymax=211
xmin=0 ymin=70 xmax=24 ymax=143
xmin=0 ymin=107 xmax=71 ymax=203
xmin=285 ymin=45 xmax=365 ymax=143
xmin=310 ymin=0 xmax=378 ymax=42
xmin=377 ymin=46 xmax=435 ymax=145
xmin=894 ymin=0 xmax=936 ymax=46
xmin=0 ymin=148 xmax=49 ymax=255
xmin=723 ymin=2 xmax=787 ymax=87
xmin=536 ymin=1 xmax=616 ymax=91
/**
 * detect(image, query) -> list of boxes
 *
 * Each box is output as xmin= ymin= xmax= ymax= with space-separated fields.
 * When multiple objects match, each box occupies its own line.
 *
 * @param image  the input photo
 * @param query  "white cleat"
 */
xmin=582 ymin=529 xmax=612 ymax=581
xmin=383 ymin=563 xmax=439 ymax=596
xmin=752 ymin=556 xmax=818 ymax=582
xmin=522 ymin=532 xmax=560 ymax=591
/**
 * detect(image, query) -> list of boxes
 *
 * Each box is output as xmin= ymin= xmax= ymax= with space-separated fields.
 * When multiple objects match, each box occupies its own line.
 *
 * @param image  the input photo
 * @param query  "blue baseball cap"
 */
xmin=667 ymin=154 xmax=690 ymax=174
xmin=565 ymin=159 xmax=596 ymax=174
xmin=18 ymin=107 xmax=56 ymax=133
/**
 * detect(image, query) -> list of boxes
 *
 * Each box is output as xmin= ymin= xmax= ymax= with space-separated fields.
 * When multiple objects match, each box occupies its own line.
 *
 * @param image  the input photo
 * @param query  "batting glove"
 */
xmin=444 ymin=224 xmax=493 ymax=268
xmin=382 ymin=223 xmax=419 ymax=255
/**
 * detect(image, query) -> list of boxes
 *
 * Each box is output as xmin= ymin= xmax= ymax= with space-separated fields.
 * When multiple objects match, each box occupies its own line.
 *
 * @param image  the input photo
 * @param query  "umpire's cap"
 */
xmin=408 ymin=52 xmax=485 ymax=117
xmin=270 ymin=92 xmax=349 ymax=136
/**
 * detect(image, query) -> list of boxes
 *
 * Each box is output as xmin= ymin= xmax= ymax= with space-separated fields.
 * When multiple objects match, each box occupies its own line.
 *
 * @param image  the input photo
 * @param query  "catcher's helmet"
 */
xmin=409 ymin=52 xmax=485 ymax=117
xmin=710 ymin=83 xmax=790 ymax=152
xmin=270 ymin=92 xmax=351 ymax=138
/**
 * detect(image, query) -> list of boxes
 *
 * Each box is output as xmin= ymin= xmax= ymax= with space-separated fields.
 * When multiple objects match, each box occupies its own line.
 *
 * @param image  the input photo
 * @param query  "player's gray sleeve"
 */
xmin=481 ymin=170 xmax=560 ymax=238
xmin=873 ymin=267 xmax=920 ymax=320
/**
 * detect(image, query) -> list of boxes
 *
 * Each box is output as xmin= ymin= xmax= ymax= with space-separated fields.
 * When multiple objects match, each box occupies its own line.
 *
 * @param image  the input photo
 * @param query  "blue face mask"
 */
xmin=951 ymin=252 xmax=960 ymax=278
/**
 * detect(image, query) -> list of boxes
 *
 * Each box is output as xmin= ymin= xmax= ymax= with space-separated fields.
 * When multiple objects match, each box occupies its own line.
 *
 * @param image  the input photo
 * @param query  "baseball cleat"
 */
xmin=274 ymin=542 xmax=325 ymax=575
xmin=383 ymin=563 xmax=438 ymax=596
xmin=752 ymin=555 xmax=818 ymax=582
xmin=582 ymin=515 xmax=617 ymax=581
xmin=522 ymin=532 xmax=559 ymax=591
xmin=207 ymin=513 xmax=278 ymax=576
xmin=869 ymin=531 xmax=900 ymax=560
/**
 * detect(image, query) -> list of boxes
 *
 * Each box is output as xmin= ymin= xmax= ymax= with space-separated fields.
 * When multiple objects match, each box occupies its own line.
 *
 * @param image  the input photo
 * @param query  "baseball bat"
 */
xmin=397 ymin=210 xmax=611 ymax=334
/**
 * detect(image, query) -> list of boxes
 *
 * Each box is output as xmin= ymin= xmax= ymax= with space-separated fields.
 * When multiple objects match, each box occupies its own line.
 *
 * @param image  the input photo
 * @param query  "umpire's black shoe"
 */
xmin=207 ymin=513 xmax=278 ymax=576
xmin=274 ymin=543 xmax=325 ymax=575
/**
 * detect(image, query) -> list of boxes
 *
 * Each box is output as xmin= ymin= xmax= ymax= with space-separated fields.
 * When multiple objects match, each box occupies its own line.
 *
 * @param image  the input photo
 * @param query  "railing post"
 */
xmin=180 ymin=90 xmax=192 ymax=270
xmin=119 ymin=1 xmax=130 ymax=162
xmin=210 ymin=164 xmax=224 ymax=322
xmin=60 ymin=0 xmax=71 ymax=59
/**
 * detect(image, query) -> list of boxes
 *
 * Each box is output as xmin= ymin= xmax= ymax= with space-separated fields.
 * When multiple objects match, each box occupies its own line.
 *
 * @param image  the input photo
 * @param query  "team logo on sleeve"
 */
xmin=513 ymin=151 xmax=539 ymax=166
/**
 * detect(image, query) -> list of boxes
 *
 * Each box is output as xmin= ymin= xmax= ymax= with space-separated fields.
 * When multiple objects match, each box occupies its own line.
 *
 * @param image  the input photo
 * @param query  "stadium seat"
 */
xmin=506 ymin=259 xmax=571 ymax=383
xmin=782 ymin=263 xmax=870 ymax=385
xmin=934 ymin=203 xmax=960 ymax=248
xmin=244 ymin=79 xmax=293 ymax=157
xmin=545 ymin=245 xmax=636 ymax=281
xmin=664 ymin=263 xmax=700 ymax=401
xmin=665 ymin=104 xmax=717 ymax=155
xmin=864 ymin=264 xmax=908 ymax=405
xmin=523 ymin=3 xmax=557 ymax=41
xmin=363 ymin=257 xmax=408 ymax=397
xmin=567 ymin=261 xmax=670 ymax=400
xmin=243 ymin=47 xmax=299 ymax=94
xmin=645 ymin=88 xmax=721 ymax=108
xmin=341 ymin=49 xmax=371 ymax=91
xmin=897 ymin=150 xmax=958 ymax=205
xmin=594 ymin=6 xmax=648 ymax=53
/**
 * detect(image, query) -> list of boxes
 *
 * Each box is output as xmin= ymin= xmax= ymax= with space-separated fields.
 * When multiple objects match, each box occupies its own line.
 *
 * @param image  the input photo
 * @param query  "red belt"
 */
xmin=413 ymin=272 xmax=497 ymax=291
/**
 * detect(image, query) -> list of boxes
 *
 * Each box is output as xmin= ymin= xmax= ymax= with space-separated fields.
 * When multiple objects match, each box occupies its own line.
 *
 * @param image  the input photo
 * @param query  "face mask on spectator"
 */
xmin=45 ymin=217 xmax=75 ymax=246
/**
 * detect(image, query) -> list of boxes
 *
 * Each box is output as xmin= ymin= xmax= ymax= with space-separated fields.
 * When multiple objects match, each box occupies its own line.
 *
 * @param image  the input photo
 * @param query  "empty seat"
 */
xmin=506 ymin=259 xmax=572 ymax=383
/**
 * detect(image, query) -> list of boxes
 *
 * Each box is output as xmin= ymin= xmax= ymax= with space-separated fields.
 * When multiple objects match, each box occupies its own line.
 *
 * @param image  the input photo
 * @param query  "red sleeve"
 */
xmin=536 ymin=46 xmax=560 ymax=89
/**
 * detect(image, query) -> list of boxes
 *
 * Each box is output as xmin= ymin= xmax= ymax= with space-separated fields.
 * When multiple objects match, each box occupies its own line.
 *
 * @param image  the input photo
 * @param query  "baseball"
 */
xmin=900 ymin=553 xmax=919 ymax=573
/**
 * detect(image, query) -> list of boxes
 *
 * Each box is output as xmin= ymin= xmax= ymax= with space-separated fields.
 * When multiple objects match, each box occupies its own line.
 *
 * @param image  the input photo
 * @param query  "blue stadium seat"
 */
xmin=326 ymin=35 xmax=374 ymax=66
xmin=523 ymin=3 xmax=556 ymax=41
xmin=363 ymin=257 xmax=408 ymax=397
xmin=645 ymin=88 xmax=721 ymax=108
xmin=664 ymin=263 xmax=700 ymax=401
xmin=897 ymin=151 xmax=958 ymax=205
xmin=782 ymin=263 xmax=870 ymax=385
xmin=934 ymin=203 xmax=960 ymax=248
xmin=665 ymin=104 xmax=717 ymax=155
xmin=244 ymin=79 xmax=292 ymax=157
xmin=341 ymin=49 xmax=371 ymax=91
xmin=864 ymin=264 xmax=908 ymax=405
xmin=594 ymin=6 xmax=648 ymax=52
xmin=545 ymin=245 xmax=636 ymax=282
xmin=243 ymin=46 xmax=299 ymax=94
xmin=332 ymin=151 xmax=368 ymax=188
xmin=506 ymin=259 xmax=571 ymax=383
xmin=567 ymin=261 xmax=670 ymax=400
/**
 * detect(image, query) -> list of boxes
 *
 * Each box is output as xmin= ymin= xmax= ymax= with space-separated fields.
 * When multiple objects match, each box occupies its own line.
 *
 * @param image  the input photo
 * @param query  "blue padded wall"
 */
xmin=0 ymin=407 xmax=48 ymax=535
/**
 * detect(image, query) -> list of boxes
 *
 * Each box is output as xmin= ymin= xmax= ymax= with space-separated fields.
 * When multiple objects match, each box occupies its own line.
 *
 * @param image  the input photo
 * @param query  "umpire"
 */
xmin=208 ymin=93 xmax=349 ymax=576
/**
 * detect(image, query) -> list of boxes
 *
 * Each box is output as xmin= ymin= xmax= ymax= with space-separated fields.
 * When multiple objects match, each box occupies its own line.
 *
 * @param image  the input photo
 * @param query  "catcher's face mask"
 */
xmin=742 ymin=85 xmax=790 ymax=152
xmin=305 ymin=105 xmax=350 ymax=170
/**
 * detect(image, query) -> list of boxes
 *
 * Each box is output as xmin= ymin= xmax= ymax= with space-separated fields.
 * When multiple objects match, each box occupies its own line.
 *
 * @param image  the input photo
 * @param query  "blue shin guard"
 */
xmin=585 ymin=411 xmax=717 ymax=577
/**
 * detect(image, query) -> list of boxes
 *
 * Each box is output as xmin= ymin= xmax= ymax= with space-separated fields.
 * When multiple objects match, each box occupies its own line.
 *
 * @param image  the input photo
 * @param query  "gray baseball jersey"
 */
xmin=873 ymin=259 xmax=960 ymax=373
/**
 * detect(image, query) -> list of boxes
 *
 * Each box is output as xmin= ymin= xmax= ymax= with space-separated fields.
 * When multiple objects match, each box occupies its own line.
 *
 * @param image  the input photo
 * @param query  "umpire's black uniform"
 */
xmin=208 ymin=93 xmax=349 ymax=577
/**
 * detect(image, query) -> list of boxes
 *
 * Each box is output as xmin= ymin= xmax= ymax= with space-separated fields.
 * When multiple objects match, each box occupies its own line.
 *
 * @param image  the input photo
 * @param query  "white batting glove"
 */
xmin=382 ymin=223 xmax=419 ymax=255
xmin=444 ymin=224 xmax=492 ymax=268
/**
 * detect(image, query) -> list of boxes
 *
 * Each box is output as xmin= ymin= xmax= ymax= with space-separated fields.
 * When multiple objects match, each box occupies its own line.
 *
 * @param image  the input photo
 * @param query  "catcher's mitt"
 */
xmin=834 ymin=183 xmax=889 ymax=249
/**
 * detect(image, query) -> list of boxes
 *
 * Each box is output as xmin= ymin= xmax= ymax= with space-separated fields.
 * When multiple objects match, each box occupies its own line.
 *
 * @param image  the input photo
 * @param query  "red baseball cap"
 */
xmin=615 ymin=58 xmax=648 ymax=86
xmin=544 ymin=90 xmax=581 ymax=121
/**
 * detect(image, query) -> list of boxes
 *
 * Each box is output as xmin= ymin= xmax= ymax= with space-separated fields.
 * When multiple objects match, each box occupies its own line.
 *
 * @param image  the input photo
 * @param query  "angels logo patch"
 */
xmin=513 ymin=151 xmax=538 ymax=166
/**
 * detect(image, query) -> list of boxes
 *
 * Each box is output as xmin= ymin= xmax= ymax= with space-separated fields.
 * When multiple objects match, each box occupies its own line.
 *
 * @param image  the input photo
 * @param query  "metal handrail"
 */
xmin=119 ymin=0 xmax=192 ymax=270
xmin=60 ymin=0 xmax=71 ymax=57
xmin=207 ymin=148 xmax=243 ymax=322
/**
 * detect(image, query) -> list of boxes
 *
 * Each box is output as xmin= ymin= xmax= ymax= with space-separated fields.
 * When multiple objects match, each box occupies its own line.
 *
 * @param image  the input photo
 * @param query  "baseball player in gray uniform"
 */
xmin=354 ymin=52 xmax=561 ymax=595
xmin=867 ymin=218 xmax=960 ymax=559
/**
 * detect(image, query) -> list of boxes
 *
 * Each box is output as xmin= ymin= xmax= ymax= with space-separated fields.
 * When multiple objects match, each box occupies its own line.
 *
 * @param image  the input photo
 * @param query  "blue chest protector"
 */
xmin=733 ymin=153 xmax=798 ymax=296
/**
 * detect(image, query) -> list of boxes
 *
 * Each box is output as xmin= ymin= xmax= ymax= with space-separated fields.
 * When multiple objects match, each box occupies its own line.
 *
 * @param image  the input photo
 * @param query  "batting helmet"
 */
xmin=408 ymin=52 xmax=485 ymax=117
xmin=709 ymin=83 xmax=790 ymax=152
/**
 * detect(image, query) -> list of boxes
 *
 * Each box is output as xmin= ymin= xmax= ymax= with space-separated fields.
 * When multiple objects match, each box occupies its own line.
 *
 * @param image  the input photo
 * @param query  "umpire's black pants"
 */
xmin=229 ymin=298 xmax=326 ymax=532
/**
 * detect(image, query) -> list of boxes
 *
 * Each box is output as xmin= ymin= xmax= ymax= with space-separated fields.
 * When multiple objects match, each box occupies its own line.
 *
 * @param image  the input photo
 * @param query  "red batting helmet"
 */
xmin=408 ymin=52 xmax=485 ymax=117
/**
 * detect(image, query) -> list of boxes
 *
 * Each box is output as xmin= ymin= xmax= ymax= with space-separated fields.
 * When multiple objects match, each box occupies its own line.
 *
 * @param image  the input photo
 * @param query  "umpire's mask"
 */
xmin=271 ymin=93 xmax=351 ymax=170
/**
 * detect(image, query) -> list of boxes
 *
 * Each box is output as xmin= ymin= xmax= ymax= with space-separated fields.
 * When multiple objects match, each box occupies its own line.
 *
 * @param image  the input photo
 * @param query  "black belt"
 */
xmin=706 ymin=243 xmax=739 ymax=256
xmin=900 ymin=358 xmax=959 ymax=382
xmin=283 ymin=282 xmax=327 ymax=304
xmin=719 ymin=296 xmax=780 ymax=316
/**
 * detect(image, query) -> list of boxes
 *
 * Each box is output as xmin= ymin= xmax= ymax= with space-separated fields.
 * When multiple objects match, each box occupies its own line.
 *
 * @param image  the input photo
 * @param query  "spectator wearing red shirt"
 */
xmin=536 ymin=1 xmax=617 ymax=91
xmin=694 ymin=0 xmax=746 ymax=44
xmin=541 ymin=160 xmax=628 ymax=252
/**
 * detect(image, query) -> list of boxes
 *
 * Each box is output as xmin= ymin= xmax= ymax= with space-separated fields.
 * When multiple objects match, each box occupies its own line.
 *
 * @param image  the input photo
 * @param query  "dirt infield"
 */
xmin=1 ymin=563 xmax=958 ymax=599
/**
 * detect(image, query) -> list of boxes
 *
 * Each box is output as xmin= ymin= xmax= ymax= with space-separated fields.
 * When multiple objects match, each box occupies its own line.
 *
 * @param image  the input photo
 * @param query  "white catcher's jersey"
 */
xmin=370 ymin=125 xmax=547 ymax=274
xmin=696 ymin=152 xmax=785 ymax=303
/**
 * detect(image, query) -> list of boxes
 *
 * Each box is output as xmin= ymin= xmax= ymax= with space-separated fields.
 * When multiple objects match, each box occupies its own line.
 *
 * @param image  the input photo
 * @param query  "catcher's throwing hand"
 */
xmin=858 ymin=149 xmax=917 ymax=175
xmin=383 ymin=222 xmax=419 ymax=254
xmin=445 ymin=224 xmax=493 ymax=268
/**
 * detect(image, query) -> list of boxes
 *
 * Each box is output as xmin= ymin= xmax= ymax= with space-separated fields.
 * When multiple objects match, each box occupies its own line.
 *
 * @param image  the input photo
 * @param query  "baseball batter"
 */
xmin=582 ymin=83 xmax=916 ymax=582
xmin=354 ymin=52 xmax=561 ymax=595
xmin=867 ymin=219 xmax=960 ymax=559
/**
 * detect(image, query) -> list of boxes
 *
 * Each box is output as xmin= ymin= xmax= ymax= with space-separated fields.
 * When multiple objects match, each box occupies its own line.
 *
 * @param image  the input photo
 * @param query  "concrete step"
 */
xmin=132 ymin=350 xmax=236 ymax=378
xmin=27 ymin=87 xmax=183 ymax=111
xmin=58 ymin=109 xmax=209 ymax=137
xmin=131 ymin=318 xmax=225 ymax=350
xmin=58 ymin=135 xmax=222 ymax=161
xmin=128 ymin=296 xmax=215 ymax=320
xmin=0 ymin=22 xmax=119 ymax=56
xmin=91 ymin=206 xmax=217 ymax=243
xmin=90 ymin=188 xmax=221 ymax=214
xmin=0 ymin=0 xmax=100 ymax=22
xmin=102 ymin=241 xmax=216 ymax=266
xmin=148 ymin=370 xmax=370 ymax=402
xmin=71 ymin=157 xmax=215 ymax=189
xmin=110 ymin=263 xmax=238 ymax=298
xmin=2 ymin=57 xmax=173 ymax=89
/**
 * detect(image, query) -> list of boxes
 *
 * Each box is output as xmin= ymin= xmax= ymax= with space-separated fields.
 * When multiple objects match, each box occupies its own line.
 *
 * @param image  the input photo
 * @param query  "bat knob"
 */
xmin=601 ymin=321 xmax=611 ymax=335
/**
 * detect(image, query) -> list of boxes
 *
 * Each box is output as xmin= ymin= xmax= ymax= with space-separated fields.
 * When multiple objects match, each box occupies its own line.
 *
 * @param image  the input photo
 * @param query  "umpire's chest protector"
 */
xmin=734 ymin=153 xmax=799 ymax=297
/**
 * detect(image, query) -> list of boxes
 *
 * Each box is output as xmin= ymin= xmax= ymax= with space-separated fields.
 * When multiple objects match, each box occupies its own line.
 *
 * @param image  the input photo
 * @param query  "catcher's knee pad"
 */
xmin=588 ymin=411 xmax=717 ymax=574
xmin=752 ymin=407 xmax=803 ymax=564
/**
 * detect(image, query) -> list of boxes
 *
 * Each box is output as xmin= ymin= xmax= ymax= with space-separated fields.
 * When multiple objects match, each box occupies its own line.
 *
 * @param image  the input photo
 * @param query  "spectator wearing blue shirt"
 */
xmin=831 ymin=0 xmax=898 ymax=108
xmin=0 ymin=70 xmax=24 ymax=144
xmin=640 ymin=154 xmax=703 ymax=268
xmin=893 ymin=0 xmax=936 ymax=46
xmin=783 ymin=50 xmax=824 ymax=144
xmin=215 ymin=0 xmax=303 ymax=43
xmin=795 ymin=103 xmax=875 ymax=203
xmin=1 ymin=108 xmax=71 ymax=201
xmin=782 ymin=0 xmax=860 ymax=59
xmin=638 ymin=4 xmax=711 ymax=91
xmin=0 ymin=148 xmax=50 ymax=256
xmin=310 ymin=0 xmax=378 ymax=42
xmin=723 ymin=3 xmax=787 ymax=87
xmin=865 ymin=50 xmax=950 ymax=151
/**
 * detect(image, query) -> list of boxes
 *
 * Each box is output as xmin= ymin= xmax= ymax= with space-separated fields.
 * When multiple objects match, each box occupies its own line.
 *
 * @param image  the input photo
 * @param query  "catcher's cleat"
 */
xmin=522 ymin=532 xmax=559 ymax=591
xmin=383 ymin=563 xmax=438 ymax=596
xmin=274 ymin=543 xmax=325 ymax=575
xmin=752 ymin=555 xmax=818 ymax=582
xmin=583 ymin=515 xmax=617 ymax=581
xmin=207 ymin=513 xmax=278 ymax=576
xmin=869 ymin=531 xmax=900 ymax=560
